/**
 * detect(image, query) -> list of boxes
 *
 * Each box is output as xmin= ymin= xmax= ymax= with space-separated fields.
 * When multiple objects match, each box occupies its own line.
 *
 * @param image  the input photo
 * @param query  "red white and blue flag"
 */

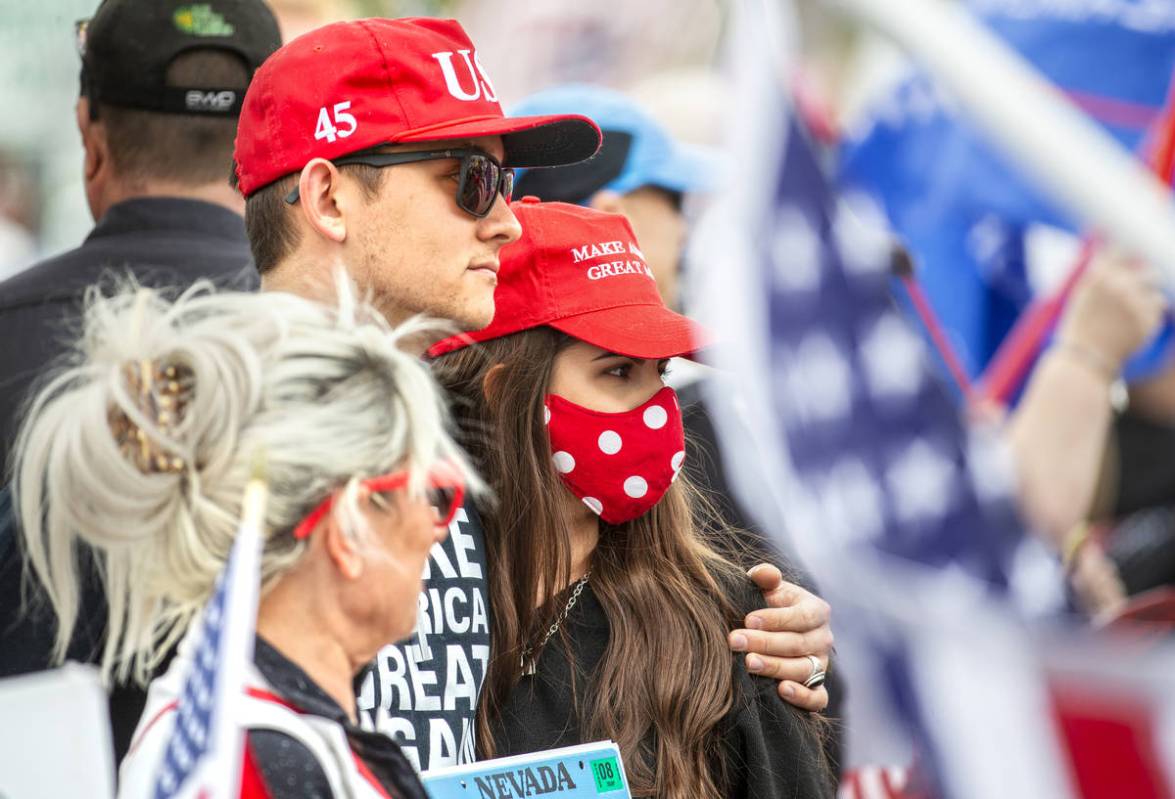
xmin=697 ymin=1 xmax=1175 ymax=796
xmin=152 ymin=479 xmax=266 ymax=799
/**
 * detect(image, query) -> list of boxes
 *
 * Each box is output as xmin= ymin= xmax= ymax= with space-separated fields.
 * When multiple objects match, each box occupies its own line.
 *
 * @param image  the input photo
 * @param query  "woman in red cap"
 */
xmin=429 ymin=200 xmax=834 ymax=797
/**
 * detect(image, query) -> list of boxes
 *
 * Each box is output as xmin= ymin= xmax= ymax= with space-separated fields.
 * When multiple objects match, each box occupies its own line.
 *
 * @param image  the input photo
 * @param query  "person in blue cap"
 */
xmin=511 ymin=83 xmax=720 ymax=310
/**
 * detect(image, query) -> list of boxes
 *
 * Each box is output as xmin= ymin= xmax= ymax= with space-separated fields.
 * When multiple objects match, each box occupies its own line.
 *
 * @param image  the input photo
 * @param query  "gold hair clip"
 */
xmin=109 ymin=360 xmax=193 ymax=475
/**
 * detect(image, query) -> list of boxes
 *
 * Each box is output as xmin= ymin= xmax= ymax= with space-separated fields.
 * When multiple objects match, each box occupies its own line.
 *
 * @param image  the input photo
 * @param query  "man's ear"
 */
xmin=588 ymin=189 xmax=625 ymax=216
xmin=296 ymin=158 xmax=349 ymax=244
xmin=76 ymin=99 xmax=104 ymax=182
xmin=322 ymin=488 xmax=366 ymax=580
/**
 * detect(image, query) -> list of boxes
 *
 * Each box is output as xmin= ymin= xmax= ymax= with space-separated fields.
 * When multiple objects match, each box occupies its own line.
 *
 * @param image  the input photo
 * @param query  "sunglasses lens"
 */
xmin=426 ymin=485 xmax=459 ymax=526
xmin=501 ymin=169 xmax=515 ymax=204
xmin=460 ymin=155 xmax=498 ymax=217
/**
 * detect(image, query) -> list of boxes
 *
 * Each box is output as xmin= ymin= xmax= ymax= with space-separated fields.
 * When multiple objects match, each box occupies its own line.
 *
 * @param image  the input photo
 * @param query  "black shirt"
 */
xmin=490 ymin=582 xmax=836 ymax=798
xmin=250 ymin=636 xmax=427 ymax=799
xmin=0 ymin=196 xmax=255 ymax=763
xmin=1113 ymin=412 xmax=1175 ymax=517
xmin=356 ymin=502 xmax=494 ymax=771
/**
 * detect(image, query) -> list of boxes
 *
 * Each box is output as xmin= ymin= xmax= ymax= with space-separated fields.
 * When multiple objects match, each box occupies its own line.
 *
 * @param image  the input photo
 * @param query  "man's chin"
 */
xmin=449 ymin=301 xmax=495 ymax=334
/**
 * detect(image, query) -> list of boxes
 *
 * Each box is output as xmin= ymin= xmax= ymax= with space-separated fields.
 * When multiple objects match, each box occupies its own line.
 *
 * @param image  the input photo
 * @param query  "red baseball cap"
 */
xmin=233 ymin=17 xmax=601 ymax=197
xmin=429 ymin=198 xmax=709 ymax=359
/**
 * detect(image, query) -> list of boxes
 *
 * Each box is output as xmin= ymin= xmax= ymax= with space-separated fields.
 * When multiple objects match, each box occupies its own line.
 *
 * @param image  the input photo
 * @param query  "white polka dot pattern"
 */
xmin=598 ymin=430 xmax=622 ymax=454
xmin=544 ymin=386 xmax=684 ymax=524
xmin=623 ymin=476 xmax=648 ymax=498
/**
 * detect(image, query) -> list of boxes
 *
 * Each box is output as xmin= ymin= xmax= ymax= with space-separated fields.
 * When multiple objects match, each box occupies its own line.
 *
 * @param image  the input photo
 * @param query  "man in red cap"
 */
xmin=229 ymin=22 xmax=604 ymax=776
xmin=231 ymin=17 xmax=833 ymax=778
xmin=233 ymin=16 xmax=599 ymax=331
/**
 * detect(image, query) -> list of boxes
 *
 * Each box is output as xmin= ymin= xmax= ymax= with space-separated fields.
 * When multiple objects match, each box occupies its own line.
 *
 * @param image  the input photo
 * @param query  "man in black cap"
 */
xmin=0 ymin=0 xmax=280 ymax=470
xmin=0 ymin=0 xmax=280 ymax=762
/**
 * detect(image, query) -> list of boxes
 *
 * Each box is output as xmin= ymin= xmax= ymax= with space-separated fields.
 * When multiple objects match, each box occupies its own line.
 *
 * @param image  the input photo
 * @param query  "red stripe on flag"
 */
xmin=1143 ymin=75 xmax=1175 ymax=186
xmin=1049 ymin=678 xmax=1174 ymax=799
xmin=841 ymin=765 xmax=918 ymax=799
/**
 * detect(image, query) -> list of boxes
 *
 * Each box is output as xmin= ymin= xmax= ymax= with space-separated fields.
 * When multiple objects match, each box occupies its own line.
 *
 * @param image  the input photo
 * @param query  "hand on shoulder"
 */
xmin=726 ymin=563 xmax=833 ymax=712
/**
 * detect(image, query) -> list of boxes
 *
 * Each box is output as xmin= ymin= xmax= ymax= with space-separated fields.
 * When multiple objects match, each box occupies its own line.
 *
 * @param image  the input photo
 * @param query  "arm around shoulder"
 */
xmin=719 ymin=574 xmax=838 ymax=798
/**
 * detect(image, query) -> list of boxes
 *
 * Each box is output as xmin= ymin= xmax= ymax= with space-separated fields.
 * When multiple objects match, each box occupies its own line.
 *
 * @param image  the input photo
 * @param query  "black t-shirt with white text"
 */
xmin=356 ymin=502 xmax=491 ymax=772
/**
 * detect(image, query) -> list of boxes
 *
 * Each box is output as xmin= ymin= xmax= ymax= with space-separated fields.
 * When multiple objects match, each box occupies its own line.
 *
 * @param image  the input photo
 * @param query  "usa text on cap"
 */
xmin=233 ymin=18 xmax=601 ymax=197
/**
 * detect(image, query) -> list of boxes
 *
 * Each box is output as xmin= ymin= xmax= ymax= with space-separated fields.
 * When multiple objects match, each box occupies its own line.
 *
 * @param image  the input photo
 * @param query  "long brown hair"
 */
xmin=432 ymin=328 xmax=820 ymax=797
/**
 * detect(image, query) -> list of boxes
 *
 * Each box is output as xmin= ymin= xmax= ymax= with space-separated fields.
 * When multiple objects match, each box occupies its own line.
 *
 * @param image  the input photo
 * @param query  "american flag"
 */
xmin=696 ymin=0 xmax=1036 ymax=611
xmin=713 ymin=97 xmax=1056 ymax=799
xmin=153 ymin=477 xmax=266 ymax=799
xmin=746 ymin=110 xmax=1026 ymax=584
xmin=695 ymin=1 xmax=1175 ymax=796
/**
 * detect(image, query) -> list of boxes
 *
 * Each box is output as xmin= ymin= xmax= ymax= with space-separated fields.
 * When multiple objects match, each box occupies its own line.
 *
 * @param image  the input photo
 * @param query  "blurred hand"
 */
xmin=1070 ymin=542 xmax=1128 ymax=623
xmin=1056 ymin=249 xmax=1168 ymax=375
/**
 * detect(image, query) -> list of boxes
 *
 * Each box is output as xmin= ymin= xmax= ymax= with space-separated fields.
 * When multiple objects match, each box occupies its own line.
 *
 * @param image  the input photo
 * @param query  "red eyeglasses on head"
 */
xmin=291 ymin=462 xmax=466 ymax=541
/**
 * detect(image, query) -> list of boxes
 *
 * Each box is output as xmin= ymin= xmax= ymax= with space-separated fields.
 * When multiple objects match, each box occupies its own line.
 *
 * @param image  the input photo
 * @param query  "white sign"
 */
xmin=0 ymin=665 xmax=115 ymax=799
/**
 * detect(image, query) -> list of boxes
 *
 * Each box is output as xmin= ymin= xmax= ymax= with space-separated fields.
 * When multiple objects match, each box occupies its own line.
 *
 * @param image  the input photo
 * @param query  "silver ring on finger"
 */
xmin=803 ymin=654 xmax=826 ymax=689
xmin=804 ymin=654 xmax=821 ymax=681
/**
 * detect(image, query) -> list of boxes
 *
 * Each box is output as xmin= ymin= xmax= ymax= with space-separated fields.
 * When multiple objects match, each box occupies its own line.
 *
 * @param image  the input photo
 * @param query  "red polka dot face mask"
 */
xmin=545 ymin=385 xmax=686 ymax=524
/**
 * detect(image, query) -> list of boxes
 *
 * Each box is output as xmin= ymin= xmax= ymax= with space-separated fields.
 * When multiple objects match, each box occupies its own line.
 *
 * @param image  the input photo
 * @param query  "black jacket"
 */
xmin=491 ymin=580 xmax=836 ymax=798
xmin=680 ymin=379 xmax=846 ymax=773
xmin=0 ymin=196 xmax=255 ymax=764
xmin=0 ymin=196 xmax=256 ymax=473
xmin=247 ymin=637 xmax=428 ymax=799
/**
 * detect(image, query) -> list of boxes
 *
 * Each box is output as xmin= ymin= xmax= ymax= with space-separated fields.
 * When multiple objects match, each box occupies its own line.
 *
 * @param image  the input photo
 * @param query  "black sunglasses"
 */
xmin=284 ymin=148 xmax=514 ymax=218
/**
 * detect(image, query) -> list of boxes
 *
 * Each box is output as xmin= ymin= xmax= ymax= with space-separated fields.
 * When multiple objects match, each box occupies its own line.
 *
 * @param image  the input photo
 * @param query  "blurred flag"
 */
xmin=696 ymin=1 xmax=1175 ymax=796
xmin=840 ymin=0 xmax=1175 ymax=386
xmin=152 ymin=477 xmax=266 ymax=799
xmin=837 ymin=765 xmax=915 ymax=799
xmin=742 ymin=110 xmax=1028 ymax=582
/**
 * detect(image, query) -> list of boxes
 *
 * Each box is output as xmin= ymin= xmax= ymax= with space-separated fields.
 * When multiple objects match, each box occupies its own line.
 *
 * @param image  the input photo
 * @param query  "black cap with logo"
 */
xmin=78 ymin=0 xmax=281 ymax=117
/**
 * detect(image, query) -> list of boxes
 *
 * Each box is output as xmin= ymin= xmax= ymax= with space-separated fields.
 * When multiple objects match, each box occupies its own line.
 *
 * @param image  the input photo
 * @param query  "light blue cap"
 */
xmin=510 ymin=83 xmax=719 ymax=201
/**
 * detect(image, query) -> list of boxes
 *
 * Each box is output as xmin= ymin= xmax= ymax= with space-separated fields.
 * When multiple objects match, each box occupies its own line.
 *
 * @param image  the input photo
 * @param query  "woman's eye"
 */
xmin=605 ymin=363 xmax=631 ymax=378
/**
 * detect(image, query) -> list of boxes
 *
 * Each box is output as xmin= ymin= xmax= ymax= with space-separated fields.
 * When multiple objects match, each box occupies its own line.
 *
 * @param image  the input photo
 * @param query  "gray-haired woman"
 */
xmin=13 ymin=282 xmax=473 ymax=798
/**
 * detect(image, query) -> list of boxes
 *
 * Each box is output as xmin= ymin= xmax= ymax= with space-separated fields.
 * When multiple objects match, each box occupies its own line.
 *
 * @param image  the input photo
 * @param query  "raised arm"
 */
xmin=1007 ymin=250 xmax=1166 ymax=545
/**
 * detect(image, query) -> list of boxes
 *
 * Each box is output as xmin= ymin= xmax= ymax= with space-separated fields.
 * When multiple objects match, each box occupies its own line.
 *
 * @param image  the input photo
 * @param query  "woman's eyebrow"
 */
xmin=591 ymin=352 xmax=644 ymax=363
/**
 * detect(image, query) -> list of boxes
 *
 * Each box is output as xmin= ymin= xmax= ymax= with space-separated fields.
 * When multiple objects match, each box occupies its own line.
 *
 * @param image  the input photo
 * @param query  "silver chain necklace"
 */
xmin=520 ymin=571 xmax=591 ymax=676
